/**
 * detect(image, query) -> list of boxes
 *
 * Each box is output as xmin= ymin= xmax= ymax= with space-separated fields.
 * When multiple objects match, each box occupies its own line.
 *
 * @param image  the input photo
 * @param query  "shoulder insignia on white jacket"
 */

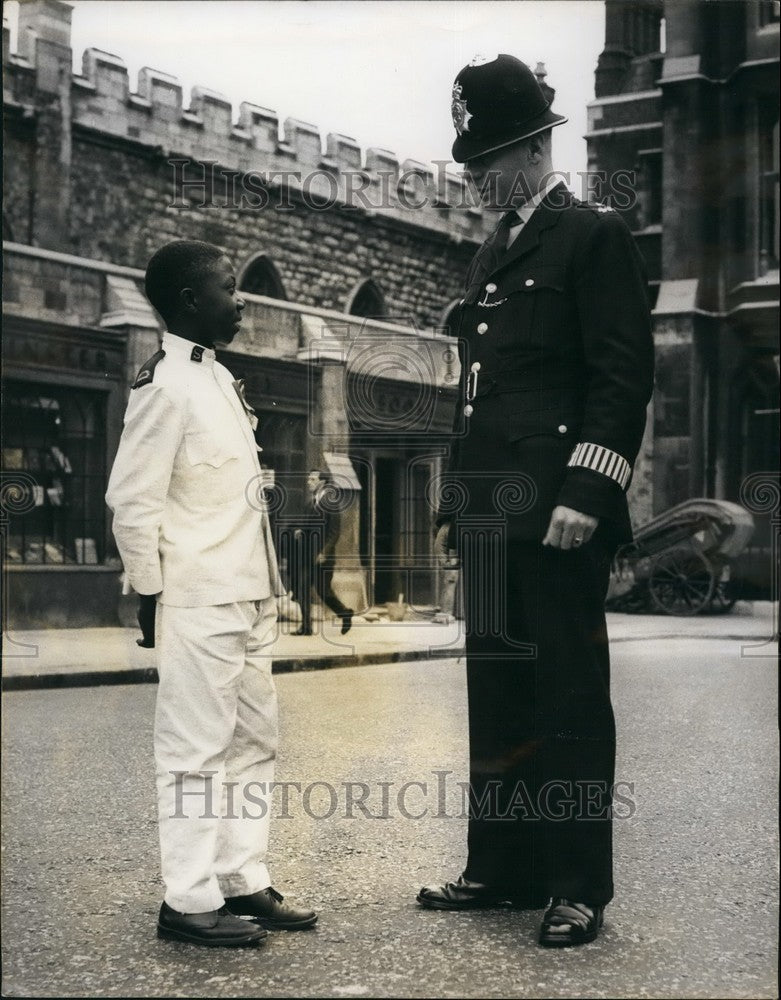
xmin=131 ymin=350 xmax=166 ymax=390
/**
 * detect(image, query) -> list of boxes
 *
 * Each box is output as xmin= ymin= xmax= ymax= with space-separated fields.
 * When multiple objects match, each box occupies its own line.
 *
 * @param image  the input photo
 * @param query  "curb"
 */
xmin=2 ymin=630 xmax=775 ymax=692
xmin=1 ymin=646 xmax=467 ymax=692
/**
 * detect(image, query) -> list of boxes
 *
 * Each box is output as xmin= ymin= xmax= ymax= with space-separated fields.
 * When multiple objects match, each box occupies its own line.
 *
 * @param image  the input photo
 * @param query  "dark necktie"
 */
xmin=486 ymin=209 xmax=521 ymax=272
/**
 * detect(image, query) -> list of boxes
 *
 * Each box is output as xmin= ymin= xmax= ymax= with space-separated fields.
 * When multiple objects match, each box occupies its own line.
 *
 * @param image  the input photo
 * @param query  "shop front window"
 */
xmin=2 ymin=382 xmax=107 ymax=564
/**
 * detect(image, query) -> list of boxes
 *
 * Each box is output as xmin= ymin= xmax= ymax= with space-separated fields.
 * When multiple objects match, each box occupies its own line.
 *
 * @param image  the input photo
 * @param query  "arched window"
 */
xmin=238 ymin=254 xmax=287 ymax=300
xmin=347 ymin=279 xmax=386 ymax=319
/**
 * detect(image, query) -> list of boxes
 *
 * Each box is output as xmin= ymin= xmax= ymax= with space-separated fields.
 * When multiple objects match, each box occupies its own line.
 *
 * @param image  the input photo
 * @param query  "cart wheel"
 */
xmin=648 ymin=548 xmax=715 ymax=615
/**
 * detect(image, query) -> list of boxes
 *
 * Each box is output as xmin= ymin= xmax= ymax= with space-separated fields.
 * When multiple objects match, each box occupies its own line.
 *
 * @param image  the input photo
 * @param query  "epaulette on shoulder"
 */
xmin=584 ymin=200 xmax=615 ymax=215
xmin=131 ymin=349 xmax=166 ymax=390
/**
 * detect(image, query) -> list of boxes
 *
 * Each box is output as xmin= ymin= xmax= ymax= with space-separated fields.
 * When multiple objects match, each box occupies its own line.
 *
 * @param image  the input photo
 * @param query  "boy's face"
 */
xmin=189 ymin=255 xmax=245 ymax=345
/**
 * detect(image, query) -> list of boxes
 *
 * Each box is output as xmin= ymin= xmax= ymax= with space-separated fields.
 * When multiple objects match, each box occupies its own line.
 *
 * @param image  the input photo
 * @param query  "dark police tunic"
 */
xmin=441 ymin=183 xmax=654 ymax=905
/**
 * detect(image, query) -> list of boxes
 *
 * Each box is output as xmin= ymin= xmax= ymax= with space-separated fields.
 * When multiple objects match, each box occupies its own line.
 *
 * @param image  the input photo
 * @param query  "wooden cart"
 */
xmin=606 ymin=499 xmax=756 ymax=615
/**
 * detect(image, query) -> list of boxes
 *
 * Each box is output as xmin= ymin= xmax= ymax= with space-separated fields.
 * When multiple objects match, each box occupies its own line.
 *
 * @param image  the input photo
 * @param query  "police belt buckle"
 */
xmin=466 ymin=368 xmax=479 ymax=403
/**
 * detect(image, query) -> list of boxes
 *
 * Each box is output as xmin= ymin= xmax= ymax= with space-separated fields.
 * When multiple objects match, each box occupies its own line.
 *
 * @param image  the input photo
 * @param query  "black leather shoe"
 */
xmin=340 ymin=612 xmax=353 ymax=635
xmin=225 ymin=887 xmax=318 ymax=930
xmin=417 ymin=874 xmax=542 ymax=911
xmin=157 ymin=901 xmax=267 ymax=947
xmin=538 ymin=898 xmax=605 ymax=947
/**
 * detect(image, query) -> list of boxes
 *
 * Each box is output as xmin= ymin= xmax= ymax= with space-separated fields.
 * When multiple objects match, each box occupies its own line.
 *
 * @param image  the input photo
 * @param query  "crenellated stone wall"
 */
xmin=3 ymin=2 xmax=493 ymax=328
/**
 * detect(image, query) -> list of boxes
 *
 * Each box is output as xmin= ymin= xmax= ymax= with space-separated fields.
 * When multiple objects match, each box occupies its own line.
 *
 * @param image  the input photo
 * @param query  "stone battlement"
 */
xmin=3 ymin=1 xmax=491 ymax=242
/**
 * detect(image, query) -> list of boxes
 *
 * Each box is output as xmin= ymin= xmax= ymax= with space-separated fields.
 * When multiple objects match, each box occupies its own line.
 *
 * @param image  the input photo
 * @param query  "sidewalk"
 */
xmin=2 ymin=602 xmax=776 ymax=690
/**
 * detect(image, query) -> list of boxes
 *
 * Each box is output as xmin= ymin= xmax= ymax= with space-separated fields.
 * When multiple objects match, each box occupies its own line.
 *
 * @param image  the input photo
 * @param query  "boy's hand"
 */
xmin=136 ymin=593 xmax=157 ymax=648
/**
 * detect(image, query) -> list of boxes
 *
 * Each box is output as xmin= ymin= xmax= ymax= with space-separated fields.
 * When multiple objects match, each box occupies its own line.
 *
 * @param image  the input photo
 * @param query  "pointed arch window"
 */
xmin=347 ymin=279 xmax=386 ymax=319
xmin=238 ymin=254 xmax=287 ymax=300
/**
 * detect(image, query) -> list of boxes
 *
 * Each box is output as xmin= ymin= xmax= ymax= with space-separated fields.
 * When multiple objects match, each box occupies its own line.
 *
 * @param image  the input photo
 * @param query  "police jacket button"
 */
xmin=525 ymin=278 xmax=535 ymax=287
xmin=470 ymin=361 xmax=481 ymax=372
xmin=485 ymin=282 xmax=497 ymax=293
xmin=464 ymin=404 xmax=474 ymax=417
xmin=477 ymin=322 xmax=488 ymax=334
xmin=558 ymin=424 xmax=568 ymax=434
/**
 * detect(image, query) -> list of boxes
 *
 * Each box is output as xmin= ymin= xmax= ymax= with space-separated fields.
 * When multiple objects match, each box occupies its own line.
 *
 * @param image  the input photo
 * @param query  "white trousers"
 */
xmin=153 ymin=597 xmax=279 ymax=913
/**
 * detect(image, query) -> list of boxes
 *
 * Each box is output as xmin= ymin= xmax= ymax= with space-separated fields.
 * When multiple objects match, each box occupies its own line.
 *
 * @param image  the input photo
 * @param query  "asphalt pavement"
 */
xmin=1 ymin=627 xmax=778 ymax=999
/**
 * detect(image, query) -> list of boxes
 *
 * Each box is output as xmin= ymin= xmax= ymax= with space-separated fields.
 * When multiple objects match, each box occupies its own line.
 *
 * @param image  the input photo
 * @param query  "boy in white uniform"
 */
xmin=106 ymin=240 xmax=316 ymax=947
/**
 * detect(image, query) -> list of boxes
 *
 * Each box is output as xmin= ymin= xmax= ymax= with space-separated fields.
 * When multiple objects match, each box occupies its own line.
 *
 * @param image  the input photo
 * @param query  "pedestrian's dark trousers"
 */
xmin=460 ymin=531 xmax=615 ymax=907
xmin=291 ymin=531 xmax=351 ymax=632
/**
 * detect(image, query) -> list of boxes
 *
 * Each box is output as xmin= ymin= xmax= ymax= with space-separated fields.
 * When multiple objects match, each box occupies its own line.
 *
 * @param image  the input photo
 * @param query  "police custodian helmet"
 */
xmin=451 ymin=54 xmax=567 ymax=163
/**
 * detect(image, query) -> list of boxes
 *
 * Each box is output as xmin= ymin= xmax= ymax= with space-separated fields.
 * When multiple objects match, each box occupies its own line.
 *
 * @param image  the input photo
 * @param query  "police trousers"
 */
xmin=154 ymin=597 xmax=278 ymax=913
xmin=460 ymin=532 xmax=615 ymax=906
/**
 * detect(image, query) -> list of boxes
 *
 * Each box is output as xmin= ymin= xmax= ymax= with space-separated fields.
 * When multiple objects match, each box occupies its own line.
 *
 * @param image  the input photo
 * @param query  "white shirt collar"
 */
xmin=162 ymin=331 xmax=216 ymax=367
xmin=515 ymin=175 xmax=565 ymax=226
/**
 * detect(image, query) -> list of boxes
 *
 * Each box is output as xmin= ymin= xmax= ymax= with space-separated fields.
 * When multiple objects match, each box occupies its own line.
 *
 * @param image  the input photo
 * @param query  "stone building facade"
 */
xmin=3 ymin=0 xmax=501 ymax=626
xmin=588 ymin=0 xmax=779 ymax=592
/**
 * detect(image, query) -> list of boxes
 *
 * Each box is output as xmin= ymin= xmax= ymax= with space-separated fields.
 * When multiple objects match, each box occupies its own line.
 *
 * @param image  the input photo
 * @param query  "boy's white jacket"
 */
xmin=106 ymin=332 xmax=285 ymax=606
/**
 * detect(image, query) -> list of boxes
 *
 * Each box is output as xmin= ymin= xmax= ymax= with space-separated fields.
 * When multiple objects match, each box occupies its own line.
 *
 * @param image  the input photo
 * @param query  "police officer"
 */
xmin=106 ymin=240 xmax=317 ymax=946
xmin=417 ymin=56 xmax=654 ymax=947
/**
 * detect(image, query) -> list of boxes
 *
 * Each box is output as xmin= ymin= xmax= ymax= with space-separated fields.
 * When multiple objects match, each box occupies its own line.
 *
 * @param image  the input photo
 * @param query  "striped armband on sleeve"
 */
xmin=567 ymin=442 xmax=632 ymax=490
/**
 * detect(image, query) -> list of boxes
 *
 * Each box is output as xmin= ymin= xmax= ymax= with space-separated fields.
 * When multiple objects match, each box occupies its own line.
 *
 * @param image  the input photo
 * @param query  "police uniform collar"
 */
xmin=488 ymin=181 xmax=571 ymax=275
xmin=514 ymin=174 xmax=564 ymax=226
xmin=162 ymin=332 xmax=216 ymax=366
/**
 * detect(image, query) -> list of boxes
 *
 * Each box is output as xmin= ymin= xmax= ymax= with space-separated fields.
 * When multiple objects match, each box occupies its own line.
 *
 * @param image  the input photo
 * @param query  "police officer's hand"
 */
xmin=542 ymin=506 xmax=599 ymax=550
xmin=136 ymin=593 xmax=157 ymax=648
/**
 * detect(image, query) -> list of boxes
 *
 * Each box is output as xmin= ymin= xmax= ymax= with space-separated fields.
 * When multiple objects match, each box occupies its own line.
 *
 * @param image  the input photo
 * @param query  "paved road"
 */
xmin=2 ymin=637 xmax=778 ymax=998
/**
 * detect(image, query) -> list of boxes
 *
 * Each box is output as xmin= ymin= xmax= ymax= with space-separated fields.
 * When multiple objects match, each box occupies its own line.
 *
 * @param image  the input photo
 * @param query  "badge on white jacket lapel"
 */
xmin=232 ymin=379 xmax=259 ymax=431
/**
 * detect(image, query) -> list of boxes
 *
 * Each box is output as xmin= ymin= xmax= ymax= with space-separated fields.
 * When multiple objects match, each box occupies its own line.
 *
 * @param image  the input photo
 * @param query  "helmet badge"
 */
xmin=451 ymin=81 xmax=473 ymax=136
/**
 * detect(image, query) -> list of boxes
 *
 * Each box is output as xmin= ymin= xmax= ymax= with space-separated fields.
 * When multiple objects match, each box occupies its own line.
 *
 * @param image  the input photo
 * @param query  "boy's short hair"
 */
xmin=145 ymin=240 xmax=226 ymax=324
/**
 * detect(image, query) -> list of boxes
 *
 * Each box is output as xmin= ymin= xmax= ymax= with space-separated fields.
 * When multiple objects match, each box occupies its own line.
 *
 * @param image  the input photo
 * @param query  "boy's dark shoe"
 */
xmin=225 ymin=887 xmax=318 ymax=929
xmin=157 ymin=901 xmax=267 ymax=947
